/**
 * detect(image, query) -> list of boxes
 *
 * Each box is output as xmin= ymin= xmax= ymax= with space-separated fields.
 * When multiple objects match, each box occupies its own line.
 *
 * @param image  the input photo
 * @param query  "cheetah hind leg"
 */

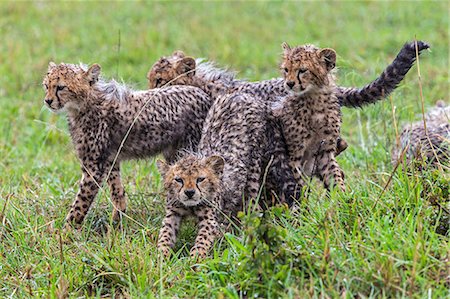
xmin=316 ymin=152 xmax=346 ymax=192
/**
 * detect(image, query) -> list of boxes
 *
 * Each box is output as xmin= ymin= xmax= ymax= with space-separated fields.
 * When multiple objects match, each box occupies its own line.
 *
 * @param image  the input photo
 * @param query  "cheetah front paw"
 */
xmin=157 ymin=245 xmax=172 ymax=258
xmin=190 ymin=246 xmax=208 ymax=259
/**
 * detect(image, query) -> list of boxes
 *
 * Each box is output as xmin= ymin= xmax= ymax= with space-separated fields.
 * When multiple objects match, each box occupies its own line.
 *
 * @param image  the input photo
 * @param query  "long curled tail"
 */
xmin=338 ymin=40 xmax=430 ymax=108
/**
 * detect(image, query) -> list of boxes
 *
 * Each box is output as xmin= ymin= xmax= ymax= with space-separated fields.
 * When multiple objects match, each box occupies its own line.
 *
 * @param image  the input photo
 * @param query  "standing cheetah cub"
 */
xmin=273 ymin=43 xmax=345 ymax=191
xmin=43 ymin=62 xmax=211 ymax=227
xmin=148 ymin=41 xmax=429 ymax=159
xmin=147 ymin=41 xmax=430 ymax=109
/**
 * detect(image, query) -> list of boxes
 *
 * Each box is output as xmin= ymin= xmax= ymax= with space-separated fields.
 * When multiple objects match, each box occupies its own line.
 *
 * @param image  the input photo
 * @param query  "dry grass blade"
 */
xmin=414 ymin=39 xmax=444 ymax=172
xmin=0 ymin=193 xmax=12 ymax=226
xmin=372 ymin=145 xmax=409 ymax=210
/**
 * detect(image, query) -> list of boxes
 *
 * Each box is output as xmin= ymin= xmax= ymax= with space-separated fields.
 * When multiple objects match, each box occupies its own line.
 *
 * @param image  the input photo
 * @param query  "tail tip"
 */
xmin=408 ymin=40 xmax=430 ymax=52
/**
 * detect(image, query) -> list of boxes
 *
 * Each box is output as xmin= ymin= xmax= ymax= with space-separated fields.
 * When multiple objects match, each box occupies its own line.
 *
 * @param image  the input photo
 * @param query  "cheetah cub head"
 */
xmin=43 ymin=62 xmax=101 ymax=112
xmin=426 ymin=100 xmax=450 ymax=124
xmin=147 ymin=50 xmax=196 ymax=89
xmin=280 ymin=42 xmax=336 ymax=95
xmin=157 ymin=155 xmax=225 ymax=207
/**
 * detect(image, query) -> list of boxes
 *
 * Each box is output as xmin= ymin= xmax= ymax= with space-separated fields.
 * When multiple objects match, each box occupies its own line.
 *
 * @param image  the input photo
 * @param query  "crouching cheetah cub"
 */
xmin=273 ymin=43 xmax=345 ymax=191
xmin=156 ymin=155 xmax=224 ymax=258
xmin=43 ymin=62 xmax=211 ymax=227
xmin=392 ymin=101 xmax=449 ymax=167
xmin=157 ymin=92 xmax=284 ymax=258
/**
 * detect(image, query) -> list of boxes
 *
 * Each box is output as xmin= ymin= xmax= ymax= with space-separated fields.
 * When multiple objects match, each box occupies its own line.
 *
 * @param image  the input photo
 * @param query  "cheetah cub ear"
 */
xmin=171 ymin=50 xmax=186 ymax=59
xmin=281 ymin=42 xmax=291 ymax=54
xmin=176 ymin=57 xmax=196 ymax=77
xmin=319 ymin=48 xmax=337 ymax=71
xmin=85 ymin=64 xmax=101 ymax=86
xmin=156 ymin=159 xmax=170 ymax=178
xmin=48 ymin=61 xmax=57 ymax=70
xmin=204 ymin=155 xmax=225 ymax=176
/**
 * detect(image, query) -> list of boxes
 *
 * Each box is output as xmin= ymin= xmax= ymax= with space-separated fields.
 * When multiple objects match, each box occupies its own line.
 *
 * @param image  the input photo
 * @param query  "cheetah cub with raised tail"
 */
xmin=273 ymin=43 xmax=345 ymax=191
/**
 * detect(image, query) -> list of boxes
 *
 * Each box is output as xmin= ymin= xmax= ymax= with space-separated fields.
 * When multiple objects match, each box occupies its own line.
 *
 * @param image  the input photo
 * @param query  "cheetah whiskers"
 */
xmin=34 ymin=119 xmax=68 ymax=136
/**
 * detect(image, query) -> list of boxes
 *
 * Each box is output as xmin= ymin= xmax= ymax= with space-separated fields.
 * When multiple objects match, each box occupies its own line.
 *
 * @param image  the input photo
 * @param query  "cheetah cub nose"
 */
xmin=286 ymin=81 xmax=295 ymax=89
xmin=184 ymin=189 xmax=195 ymax=199
xmin=45 ymin=99 xmax=53 ymax=105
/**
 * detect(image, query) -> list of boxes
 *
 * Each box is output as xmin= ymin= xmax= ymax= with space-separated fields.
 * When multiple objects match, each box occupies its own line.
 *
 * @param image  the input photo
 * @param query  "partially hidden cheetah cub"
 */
xmin=43 ymin=62 xmax=211 ymax=227
xmin=273 ymin=43 xmax=346 ymax=191
xmin=392 ymin=101 xmax=449 ymax=167
xmin=157 ymin=93 xmax=281 ymax=258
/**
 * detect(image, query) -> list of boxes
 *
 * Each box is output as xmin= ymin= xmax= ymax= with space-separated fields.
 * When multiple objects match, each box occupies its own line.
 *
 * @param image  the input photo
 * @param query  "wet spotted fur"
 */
xmin=157 ymin=93 xmax=287 ymax=258
xmin=147 ymin=41 xmax=429 ymax=110
xmin=274 ymin=43 xmax=345 ymax=191
xmin=43 ymin=62 xmax=211 ymax=227
xmin=156 ymin=155 xmax=224 ymax=258
xmin=392 ymin=102 xmax=449 ymax=167
xmin=149 ymin=52 xmax=301 ymax=206
xmin=339 ymin=41 xmax=429 ymax=108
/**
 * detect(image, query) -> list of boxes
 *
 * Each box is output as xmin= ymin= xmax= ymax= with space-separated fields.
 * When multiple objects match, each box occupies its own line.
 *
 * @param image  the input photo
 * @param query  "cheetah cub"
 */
xmin=274 ymin=43 xmax=345 ymax=191
xmin=148 ymin=41 xmax=430 ymax=110
xmin=392 ymin=101 xmax=449 ymax=167
xmin=43 ymin=62 xmax=211 ymax=227
xmin=156 ymin=155 xmax=224 ymax=258
xmin=157 ymin=92 xmax=280 ymax=258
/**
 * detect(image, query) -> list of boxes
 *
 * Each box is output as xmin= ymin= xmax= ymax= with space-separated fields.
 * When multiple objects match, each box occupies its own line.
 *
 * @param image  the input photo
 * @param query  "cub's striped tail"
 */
xmin=338 ymin=40 xmax=430 ymax=108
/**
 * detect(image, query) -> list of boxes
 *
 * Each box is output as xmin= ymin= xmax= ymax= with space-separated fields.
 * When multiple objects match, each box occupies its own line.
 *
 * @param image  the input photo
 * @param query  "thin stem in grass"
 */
xmin=57 ymin=228 xmax=68 ymax=297
xmin=58 ymin=229 xmax=65 ymax=266
xmin=0 ymin=193 xmax=12 ymax=227
xmin=116 ymin=29 xmax=121 ymax=79
xmin=388 ymin=95 xmax=400 ymax=152
xmin=414 ymin=38 xmax=444 ymax=172
xmin=372 ymin=145 xmax=409 ymax=210
xmin=255 ymin=155 xmax=273 ymax=210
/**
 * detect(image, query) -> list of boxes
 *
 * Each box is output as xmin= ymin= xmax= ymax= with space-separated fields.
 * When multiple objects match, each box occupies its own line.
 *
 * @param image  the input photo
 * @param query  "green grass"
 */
xmin=0 ymin=1 xmax=448 ymax=298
